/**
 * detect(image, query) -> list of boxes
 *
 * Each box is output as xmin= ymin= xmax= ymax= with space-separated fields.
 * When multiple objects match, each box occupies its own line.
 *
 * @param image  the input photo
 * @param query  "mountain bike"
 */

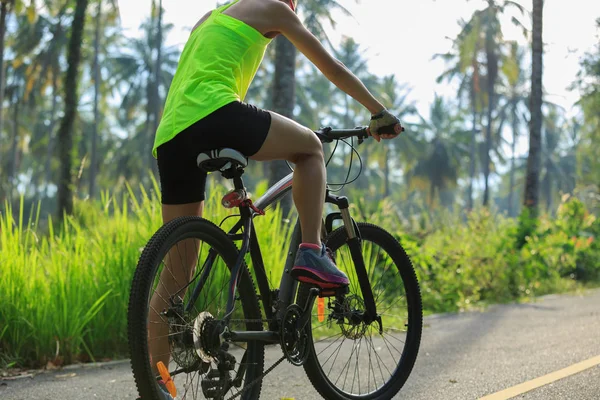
xmin=127 ymin=125 xmax=423 ymax=400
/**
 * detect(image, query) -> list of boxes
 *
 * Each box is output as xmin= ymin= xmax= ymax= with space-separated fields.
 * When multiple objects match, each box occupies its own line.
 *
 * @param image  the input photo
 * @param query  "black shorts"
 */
xmin=157 ymin=101 xmax=271 ymax=204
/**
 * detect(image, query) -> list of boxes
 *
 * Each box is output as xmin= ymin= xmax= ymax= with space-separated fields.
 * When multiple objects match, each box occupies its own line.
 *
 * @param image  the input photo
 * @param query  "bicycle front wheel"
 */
xmin=297 ymin=223 xmax=422 ymax=400
xmin=128 ymin=217 xmax=264 ymax=400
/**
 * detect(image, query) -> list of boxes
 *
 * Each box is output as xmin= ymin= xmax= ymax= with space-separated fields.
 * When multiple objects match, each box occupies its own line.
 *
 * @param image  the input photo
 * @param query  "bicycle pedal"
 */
xmin=318 ymin=286 xmax=349 ymax=298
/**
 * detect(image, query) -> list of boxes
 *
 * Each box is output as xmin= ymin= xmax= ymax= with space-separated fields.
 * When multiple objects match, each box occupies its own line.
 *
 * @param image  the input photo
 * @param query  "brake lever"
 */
xmin=357 ymin=126 xmax=368 ymax=145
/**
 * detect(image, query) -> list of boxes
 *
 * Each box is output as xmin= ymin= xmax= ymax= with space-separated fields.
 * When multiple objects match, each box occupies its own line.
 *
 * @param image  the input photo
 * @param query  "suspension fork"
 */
xmin=326 ymin=192 xmax=378 ymax=322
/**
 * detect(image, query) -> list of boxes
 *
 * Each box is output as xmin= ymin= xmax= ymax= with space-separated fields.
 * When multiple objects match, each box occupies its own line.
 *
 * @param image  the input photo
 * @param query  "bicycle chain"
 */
xmin=224 ymin=318 xmax=285 ymax=400
xmin=225 ymin=354 xmax=287 ymax=400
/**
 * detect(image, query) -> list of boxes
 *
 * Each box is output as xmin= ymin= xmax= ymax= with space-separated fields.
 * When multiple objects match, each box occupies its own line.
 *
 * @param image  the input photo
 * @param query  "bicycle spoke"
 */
xmin=304 ymin=227 xmax=421 ymax=398
xmin=326 ymin=336 xmax=347 ymax=376
xmin=316 ymin=333 xmax=345 ymax=358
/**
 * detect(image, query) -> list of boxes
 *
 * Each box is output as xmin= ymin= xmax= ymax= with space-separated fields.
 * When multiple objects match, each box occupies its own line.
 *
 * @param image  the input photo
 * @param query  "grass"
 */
xmin=0 ymin=183 xmax=598 ymax=368
xmin=0 ymin=179 xmax=301 ymax=368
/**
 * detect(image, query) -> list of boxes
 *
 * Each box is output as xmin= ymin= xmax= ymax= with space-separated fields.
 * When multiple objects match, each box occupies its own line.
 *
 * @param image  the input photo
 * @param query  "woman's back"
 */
xmin=154 ymin=0 xmax=273 ymax=156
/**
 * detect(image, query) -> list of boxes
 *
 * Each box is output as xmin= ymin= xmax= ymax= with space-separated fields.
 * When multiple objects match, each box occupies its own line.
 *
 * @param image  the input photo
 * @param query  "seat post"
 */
xmin=232 ymin=171 xmax=245 ymax=191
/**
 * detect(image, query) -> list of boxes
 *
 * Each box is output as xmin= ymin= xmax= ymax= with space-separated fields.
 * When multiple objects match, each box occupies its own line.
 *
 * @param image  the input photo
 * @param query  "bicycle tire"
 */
xmin=128 ymin=216 xmax=264 ymax=400
xmin=297 ymin=222 xmax=422 ymax=400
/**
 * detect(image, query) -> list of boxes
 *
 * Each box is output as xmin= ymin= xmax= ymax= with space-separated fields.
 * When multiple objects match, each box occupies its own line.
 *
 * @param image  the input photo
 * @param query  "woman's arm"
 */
xmin=269 ymin=3 xmax=384 ymax=115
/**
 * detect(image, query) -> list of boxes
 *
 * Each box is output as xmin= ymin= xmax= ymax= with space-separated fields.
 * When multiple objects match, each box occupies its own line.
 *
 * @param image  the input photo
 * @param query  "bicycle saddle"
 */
xmin=196 ymin=148 xmax=248 ymax=173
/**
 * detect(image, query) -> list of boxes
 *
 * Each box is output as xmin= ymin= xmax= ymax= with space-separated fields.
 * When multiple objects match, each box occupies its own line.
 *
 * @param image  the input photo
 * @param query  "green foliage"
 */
xmin=573 ymin=19 xmax=600 ymax=188
xmin=0 ymin=180 xmax=293 ymax=368
xmin=0 ymin=188 xmax=599 ymax=368
xmin=353 ymin=196 xmax=599 ymax=315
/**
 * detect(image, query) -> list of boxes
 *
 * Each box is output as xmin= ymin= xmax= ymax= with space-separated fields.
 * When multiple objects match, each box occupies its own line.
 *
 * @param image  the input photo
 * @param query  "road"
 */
xmin=2 ymin=289 xmax=599 ymax=400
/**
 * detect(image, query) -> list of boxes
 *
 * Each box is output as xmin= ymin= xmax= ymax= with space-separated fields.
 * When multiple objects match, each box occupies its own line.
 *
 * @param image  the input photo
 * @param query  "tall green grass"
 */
xmin=1 ymin=183 xmax=598 ymax=368
xmin=0 ymin=181 xmax=292 ymax=368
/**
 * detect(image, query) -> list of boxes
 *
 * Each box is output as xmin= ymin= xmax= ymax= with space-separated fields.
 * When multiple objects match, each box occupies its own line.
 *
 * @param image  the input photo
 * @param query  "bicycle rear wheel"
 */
xmin=128 ymin=217 xmax=264 ymax=400
xmin=297 ymin=223 xmax=422 ymax=399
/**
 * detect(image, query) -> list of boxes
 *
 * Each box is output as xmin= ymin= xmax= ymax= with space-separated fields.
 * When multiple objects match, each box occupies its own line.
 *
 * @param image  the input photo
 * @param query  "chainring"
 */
xmin=280 ymin=304 xmax=309 ymax=366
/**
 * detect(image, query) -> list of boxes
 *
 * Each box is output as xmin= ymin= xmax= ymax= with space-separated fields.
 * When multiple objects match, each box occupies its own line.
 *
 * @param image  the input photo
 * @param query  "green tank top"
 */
xmin=153 ymin=0 xmax=272 ymax=157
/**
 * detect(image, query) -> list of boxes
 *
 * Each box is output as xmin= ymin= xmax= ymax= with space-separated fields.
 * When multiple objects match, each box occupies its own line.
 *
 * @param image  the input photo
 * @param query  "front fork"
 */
xmin=325 ymin=192 xmax=378 ymax=323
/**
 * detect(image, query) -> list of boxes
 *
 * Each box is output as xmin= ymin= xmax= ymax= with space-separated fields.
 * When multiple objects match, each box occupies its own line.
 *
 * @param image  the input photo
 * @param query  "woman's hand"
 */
xmin=368 ymin=109 xmax=403 ymax=142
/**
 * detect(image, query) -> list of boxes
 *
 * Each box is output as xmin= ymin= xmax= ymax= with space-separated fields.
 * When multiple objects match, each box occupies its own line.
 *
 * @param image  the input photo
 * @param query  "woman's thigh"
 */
xmin=250 ymin=111 xmax=322 ymax=163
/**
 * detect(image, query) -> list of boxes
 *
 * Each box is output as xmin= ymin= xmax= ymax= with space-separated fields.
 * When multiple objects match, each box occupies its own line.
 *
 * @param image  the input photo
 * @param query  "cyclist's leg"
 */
xmin=253 ymin=111 xmax=349 ymax=287
xmin=250 ymin=111 xmax=325 ymax=245
xmin=147 ymin=135 xmax=208 ymax=373
xmin=148 ymin=202 xmax=203 ymax=374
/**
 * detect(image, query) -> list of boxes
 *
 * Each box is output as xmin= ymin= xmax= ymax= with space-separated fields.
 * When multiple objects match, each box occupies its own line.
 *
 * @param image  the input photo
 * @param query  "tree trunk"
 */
xmin=523 ymin=0 xmax=544 ymax=216
xmin=467 ymin=57 xmax=480 ymax=211
xmin=42 ymin=69 xmax=59 ymax=199
xmin=429 ymin=181 xmax=436 ymax=208
xmin=508 ymin=109 xmax=517 ymax=217
xmin=7 ymin=98 xmax=19 ymax=196
xmin=57 ymin=0 xmax=89 ymax=218
xmin=0 ymin=1 xmax=9 ymax=165
xmin=150 ymin=0 xmax=163 ymax=178
xmin=269 ymin=35 xmax=296 ymax=215
xmin=544 ymin=168 xmax=552 ymax=212
xmin=468 ymin=105 xmax=477 ymax=210
xmin=482 ymin=75 xmax=495 ymax=206
xmin=482 ymin=26 xmax=499 ymax=207
xmin=89 ymin=0 xmax=101 ymax=199
xmin=384 ymin=146 xmax=390 ymax=197
xmin=482 ymin=107 xmax=492 ymax=207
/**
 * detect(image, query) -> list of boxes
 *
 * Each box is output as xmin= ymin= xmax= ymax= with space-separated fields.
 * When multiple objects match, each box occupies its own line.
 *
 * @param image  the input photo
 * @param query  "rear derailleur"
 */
xmin=200 ymin=342 xmax=245 ymax=399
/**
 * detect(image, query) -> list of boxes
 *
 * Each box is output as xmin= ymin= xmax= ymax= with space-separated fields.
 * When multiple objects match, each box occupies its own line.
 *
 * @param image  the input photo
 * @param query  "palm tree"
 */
xmin=457 ymin=0 xmax=527 ymax=207
xmin=329 ymin=36 xmax=380 ymax=191
xmin=150 ymin=0 xmax=163 ymax=178
xmin=4 ymin=61 xmax=25 ymax=197
xmin=523 ymin=0 xmax=544 ymax=216
xmin=539 ymin=107 xmax=579 ymax=212
xmin=0 ymin=0 xmax=35 ymax=185
xmin=57 ymin=0 xmax=89 ymax=218
xmin=295 ymin=59 xmax=334 ymax=129
xmin=571 ymin=18 xmax=600 ymax=190
xmin=0 ymin=3 xmax=68 ymax=201
xmin=435 ymin=18 xmax=484 ymax=210
xmin=496 ymin=42 xmax=528 ymax=216
xmin=373 ymin=75 xmax=419 ymax=198
xmin=410 ymin=96 xmax=469 ymax=208
xmin=109 ymin=17 xmax=178 ymax=184
xmin=0 ymin=1 xmax=11 ymax=152
xmin=268 ymin=0 xmax=353 ymax=204
xmin=89 ymin=0 xmax=118 ymax=199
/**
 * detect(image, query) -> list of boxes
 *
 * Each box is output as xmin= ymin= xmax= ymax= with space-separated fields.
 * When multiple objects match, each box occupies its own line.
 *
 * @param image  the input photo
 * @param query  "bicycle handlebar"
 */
xmin=315 ymin=123 xmax=405 ymax=143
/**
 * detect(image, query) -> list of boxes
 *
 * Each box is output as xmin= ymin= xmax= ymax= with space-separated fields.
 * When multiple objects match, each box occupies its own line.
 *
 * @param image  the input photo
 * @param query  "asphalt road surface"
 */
xmin=2 ymin=289 xmax=599 ymax=400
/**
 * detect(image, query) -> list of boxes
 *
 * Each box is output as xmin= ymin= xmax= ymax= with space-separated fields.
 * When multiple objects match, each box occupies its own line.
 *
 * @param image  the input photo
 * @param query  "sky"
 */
xmin=116 ymin=0 xmax=600 ymax=124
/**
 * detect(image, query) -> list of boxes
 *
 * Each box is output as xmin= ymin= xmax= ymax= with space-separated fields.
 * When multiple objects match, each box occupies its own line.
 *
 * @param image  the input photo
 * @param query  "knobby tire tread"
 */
xmin=299 ymin=223 xmax=423 ymax=400
xmin=128 ymin=216 xmax=264 ymax=400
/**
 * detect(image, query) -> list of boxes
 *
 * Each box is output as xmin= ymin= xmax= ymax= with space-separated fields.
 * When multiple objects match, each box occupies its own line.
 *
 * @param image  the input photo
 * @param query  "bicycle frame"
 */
xmin=184 ymin=128 xmax=380 ymax=343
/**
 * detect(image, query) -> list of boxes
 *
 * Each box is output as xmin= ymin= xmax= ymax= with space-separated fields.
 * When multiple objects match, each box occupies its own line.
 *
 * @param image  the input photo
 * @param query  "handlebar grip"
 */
xmin=377 ymin=123 xmax=404 ymax=136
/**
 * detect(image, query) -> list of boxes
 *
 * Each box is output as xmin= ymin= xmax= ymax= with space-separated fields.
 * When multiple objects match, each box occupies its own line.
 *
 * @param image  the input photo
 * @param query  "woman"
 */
xmin=148 ymin=0 xmax=402 ymax=396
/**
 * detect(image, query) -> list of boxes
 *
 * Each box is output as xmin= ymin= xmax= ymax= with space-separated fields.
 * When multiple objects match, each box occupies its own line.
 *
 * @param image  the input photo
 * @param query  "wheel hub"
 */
xmin=338 ymin=295 xmax=369 ymax=340
xmin=166 ymin=297 xmax=199 ymax=369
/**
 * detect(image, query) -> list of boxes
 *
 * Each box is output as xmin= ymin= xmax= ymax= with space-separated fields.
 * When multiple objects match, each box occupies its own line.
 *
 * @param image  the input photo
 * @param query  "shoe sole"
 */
xmin=291 ymin=266 xmax=349 ymax=288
